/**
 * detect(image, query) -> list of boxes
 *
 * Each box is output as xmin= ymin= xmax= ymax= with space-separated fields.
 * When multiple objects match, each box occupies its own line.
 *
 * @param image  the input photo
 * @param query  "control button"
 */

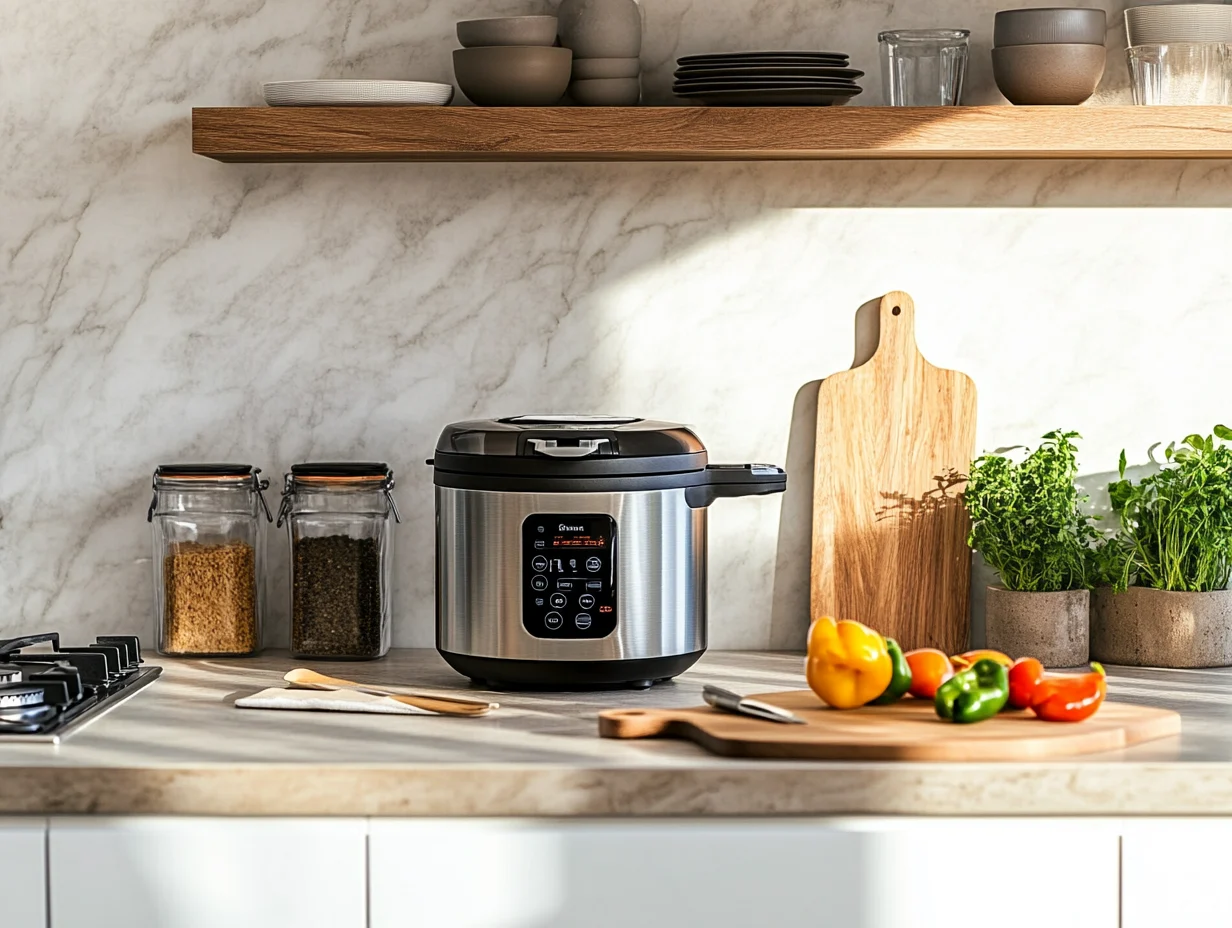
xmin=534 ymin=597 xmax=546 ymax=607
xmin=534 ymin=540 xmax=546 ymax=549
xmin=531 ymin=575 xmax=548 ymax=591
xmin=585 ymin=580 xmax=602 ymax=592
xmin=545 ymin=612 xmax=564 ymax=630
xmin=575 ymin=613 xmax=592 ymax=630
xmin=556 ymin=580 xmax=576 ymax=591
xmin=586 ymin=557 xmax=602 ymax=572
xmin=578 ymin=593 xmax=595 ymax=609
xmin=532 ymin=555 xmax=548 ymax=572
xmin=550 ymin=593 xmax=567 ymax=609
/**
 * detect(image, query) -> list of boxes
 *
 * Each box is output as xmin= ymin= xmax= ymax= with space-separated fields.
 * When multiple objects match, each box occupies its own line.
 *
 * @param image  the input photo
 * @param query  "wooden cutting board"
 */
xmin=599 ymin=691 xmax=1181 ymax=761
xmin=811 ymin=291 xmax=977 ymax=654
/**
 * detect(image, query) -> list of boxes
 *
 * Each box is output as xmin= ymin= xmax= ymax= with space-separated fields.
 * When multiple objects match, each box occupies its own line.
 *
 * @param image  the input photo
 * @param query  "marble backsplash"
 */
xmin=3 ymin=0 xmax=1232 ymax=651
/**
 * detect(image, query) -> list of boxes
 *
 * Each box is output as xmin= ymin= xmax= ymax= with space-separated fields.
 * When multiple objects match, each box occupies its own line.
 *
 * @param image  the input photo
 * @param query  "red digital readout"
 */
xmin=552 ymin=537 xmax=605 ymax=547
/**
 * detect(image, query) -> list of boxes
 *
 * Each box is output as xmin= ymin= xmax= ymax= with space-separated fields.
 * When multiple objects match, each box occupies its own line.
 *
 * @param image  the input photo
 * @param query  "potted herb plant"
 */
xmin=1092 ymin=426 xmax=1232 ymax=668
xmin=965 ymin=430 xmax=1097 ymax=666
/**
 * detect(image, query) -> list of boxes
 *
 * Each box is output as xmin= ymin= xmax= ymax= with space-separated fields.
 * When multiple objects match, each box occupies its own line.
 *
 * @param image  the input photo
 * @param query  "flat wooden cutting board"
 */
xmin=599 ymin=690 xmax=1181 ymax=761
xmin=812 ymin=291 xmax=977 ymax=654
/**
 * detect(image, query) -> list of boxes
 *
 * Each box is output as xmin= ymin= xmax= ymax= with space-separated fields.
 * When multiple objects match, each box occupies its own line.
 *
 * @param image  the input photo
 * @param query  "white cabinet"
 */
xmin=48 ymin=817 xmax=367 ymax=928
xmin=0 ymin=817 xmax=47 ymax=928
xmin=369 ymin=818 xmax=1120 ymax=928
xmin=1122 ymin=819 xmax=1232 ymax=927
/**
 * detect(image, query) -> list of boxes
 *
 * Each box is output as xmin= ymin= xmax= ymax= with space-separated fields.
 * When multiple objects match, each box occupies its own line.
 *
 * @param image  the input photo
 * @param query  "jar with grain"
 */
xmin=278 ymin=463 xmax=399 ymax=660
xmin=149 ymin=464 xmax=272 ymax=656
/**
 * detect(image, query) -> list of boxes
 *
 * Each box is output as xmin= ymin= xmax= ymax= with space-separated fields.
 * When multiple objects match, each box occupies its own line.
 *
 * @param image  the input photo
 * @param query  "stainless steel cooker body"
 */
xmin=437 ymin=486 xmax=707 ymax=666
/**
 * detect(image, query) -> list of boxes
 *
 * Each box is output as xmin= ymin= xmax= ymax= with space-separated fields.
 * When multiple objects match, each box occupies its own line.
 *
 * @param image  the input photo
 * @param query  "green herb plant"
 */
xmin=1105 ymin=426 xmax=1232 ymax=593
xmin=964 ymin=430 xmax=1097 ymax=593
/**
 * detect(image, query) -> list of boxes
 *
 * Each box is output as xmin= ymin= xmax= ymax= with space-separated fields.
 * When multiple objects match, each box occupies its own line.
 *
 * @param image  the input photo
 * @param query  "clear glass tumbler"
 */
xmin=1127 ymin=43 xmax=1231 ymax=105
xmin=879 ymin=29 xmax=971 ymax=105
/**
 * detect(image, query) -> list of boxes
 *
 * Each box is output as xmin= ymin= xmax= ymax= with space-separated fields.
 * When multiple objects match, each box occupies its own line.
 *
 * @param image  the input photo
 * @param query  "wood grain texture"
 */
xmin=191 ymin=106 xmax=1232 ymax=163
xmin=599 ymin=690 xmax=1182 ymax=761
xmin=811 ymin=292 xmax=977 ymax=654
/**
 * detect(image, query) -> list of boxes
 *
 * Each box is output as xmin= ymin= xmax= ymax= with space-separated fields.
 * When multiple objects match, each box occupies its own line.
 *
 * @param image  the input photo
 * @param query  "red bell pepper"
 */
xmin=1031 ymin=663 xmax=1107 ymax=722
xmin=1008 ymin=657 xmax=1045 ymax=710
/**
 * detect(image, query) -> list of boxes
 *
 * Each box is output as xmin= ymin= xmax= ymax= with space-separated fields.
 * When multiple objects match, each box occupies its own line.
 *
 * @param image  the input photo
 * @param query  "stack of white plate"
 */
xmin=672 ymin=51 xmax=862 ymax=106
xmin=262 ymin=80 xmax=455 ymax=106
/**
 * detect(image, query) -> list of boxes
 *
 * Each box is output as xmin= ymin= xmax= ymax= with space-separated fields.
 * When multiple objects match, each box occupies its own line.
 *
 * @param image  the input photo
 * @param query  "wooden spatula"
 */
xmin=283 ymin=668 xmax=498 ymax=717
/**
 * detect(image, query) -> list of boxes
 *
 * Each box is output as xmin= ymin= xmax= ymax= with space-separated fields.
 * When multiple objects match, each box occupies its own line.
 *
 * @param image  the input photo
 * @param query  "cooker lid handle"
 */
xmin=527 ymin=438 xmax=611 ymax=458
xmin=685 ymin=464 xmax=787 ymax=509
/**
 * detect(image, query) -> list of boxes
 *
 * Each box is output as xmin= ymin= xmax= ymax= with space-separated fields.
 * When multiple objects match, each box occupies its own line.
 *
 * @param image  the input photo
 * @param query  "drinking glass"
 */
xmin=1127 ymin=43 xmax=1231 ymax=105
xmin=879 ymin=29 xmax=971 ymax=105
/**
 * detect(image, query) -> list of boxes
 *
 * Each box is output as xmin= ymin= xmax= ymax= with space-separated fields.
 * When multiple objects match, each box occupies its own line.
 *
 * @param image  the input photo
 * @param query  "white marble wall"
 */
xmin=2 ymin=0 xmax=1232 ymax=652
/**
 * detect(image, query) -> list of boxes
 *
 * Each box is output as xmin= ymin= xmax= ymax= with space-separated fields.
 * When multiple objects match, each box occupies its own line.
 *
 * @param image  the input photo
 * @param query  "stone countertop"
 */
xmin=1 ymin=649 xmax=1231 ymax=816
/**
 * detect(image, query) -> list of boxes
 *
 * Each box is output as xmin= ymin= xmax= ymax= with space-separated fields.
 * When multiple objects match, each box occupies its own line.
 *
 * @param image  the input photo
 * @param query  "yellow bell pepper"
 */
xmin=806 ymin=617 xmax=893 ymax=709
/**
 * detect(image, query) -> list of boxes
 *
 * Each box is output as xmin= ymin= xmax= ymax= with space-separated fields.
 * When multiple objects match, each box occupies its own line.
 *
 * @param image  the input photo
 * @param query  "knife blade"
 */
xmin=702 ymin=684 xmax=806 ymax=724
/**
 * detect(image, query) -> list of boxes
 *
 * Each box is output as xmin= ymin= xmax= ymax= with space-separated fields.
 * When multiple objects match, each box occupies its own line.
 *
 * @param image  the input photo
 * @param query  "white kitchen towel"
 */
xmin=235 ymin=686 xmax=437 ymax=715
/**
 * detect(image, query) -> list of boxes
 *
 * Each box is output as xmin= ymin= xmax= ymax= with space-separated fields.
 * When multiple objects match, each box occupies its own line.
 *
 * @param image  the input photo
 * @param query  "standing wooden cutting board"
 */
xmin=811 ymin=291 xmax=977 ymax=654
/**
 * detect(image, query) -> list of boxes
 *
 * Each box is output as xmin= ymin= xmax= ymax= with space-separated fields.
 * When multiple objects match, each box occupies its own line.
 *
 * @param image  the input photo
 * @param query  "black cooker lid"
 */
xmin=433 ymin=416 xmax=708 ymax=478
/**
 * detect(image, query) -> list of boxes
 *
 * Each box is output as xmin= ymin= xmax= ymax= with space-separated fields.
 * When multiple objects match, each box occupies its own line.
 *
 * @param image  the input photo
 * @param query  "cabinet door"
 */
xmin=49 ymin=817 xmax=366 ymax=928
xmin=1122 ymin=819 xmax=1232 ymax=926
xmin=0 ymin=817 xmax=48 ymax=928
xmin=369 ymin=818 xmax=1119 ymax=928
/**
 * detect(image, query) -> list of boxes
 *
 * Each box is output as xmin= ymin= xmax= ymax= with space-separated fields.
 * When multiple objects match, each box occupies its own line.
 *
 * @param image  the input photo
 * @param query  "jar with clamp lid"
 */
xmin=277 ymin=463 xmax=400 ymax=660
xmin=148 ymin=464 xmax=272 ymax=656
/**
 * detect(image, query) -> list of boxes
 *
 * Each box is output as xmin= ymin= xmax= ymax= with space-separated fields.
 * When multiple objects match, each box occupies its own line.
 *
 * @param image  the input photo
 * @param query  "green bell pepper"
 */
xmin=934 ymin=658 xmax=1009 ymax=723
xmin=869 ymin=637 xmax=912 ymax=705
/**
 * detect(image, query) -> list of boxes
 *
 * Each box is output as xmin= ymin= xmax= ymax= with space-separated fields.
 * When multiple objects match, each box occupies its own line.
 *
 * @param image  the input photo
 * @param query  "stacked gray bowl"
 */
xmin=558 ymin=0 xmax=642 ymax=104
xmin=992 ymin=7 xmax=1108 ymax=104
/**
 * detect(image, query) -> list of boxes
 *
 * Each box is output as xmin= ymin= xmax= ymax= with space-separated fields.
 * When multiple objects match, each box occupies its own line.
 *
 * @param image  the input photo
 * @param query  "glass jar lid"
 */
xmin=277 ymin=462 xmax=400 ymax=525
xmin=148 ymin=464 xmax=272 ymax=521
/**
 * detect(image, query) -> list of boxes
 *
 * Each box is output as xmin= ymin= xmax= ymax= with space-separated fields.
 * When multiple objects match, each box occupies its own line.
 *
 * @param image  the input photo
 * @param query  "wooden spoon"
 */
xmin=283 ymin=668 xmax=497 ymax=717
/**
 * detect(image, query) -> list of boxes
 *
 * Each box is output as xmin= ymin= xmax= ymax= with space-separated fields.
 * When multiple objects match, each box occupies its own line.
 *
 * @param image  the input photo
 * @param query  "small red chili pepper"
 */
xmin=1030 ymin=662 xmax=1107 ymax=722
xmin=1007 ymin=656 xmax=1045 ymax=710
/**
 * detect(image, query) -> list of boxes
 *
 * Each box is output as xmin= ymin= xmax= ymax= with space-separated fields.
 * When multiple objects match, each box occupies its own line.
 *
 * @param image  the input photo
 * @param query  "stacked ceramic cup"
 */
xmin=558 ymin=0 xmax=642 ymax=104
xmin=991 ymin=7 xmax=1107 ymax=105
xmin=1124 ymin=4 xmax=1232 ymax=104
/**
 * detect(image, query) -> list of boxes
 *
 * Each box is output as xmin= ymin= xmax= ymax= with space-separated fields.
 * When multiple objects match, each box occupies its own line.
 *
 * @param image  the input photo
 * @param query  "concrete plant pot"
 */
xmin=985 ymin=586 xmax=1089 ymax=667
xmin=1091 ymin=586 xmax=1232 ymax=668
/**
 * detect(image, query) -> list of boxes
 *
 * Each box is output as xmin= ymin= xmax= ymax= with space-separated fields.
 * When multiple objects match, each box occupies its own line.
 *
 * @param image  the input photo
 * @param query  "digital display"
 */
xmin=553 ymin=536 xmax=606 ymax=548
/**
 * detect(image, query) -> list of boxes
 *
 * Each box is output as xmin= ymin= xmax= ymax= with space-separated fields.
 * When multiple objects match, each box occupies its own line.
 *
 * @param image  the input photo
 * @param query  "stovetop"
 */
xmin=0 ymin=632 xmax=161 ymax=743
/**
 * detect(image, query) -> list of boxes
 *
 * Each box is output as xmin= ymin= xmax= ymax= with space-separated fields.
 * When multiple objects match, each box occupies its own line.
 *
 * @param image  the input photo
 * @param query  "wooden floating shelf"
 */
xmin=192 ymin=105 xmax=1232 ymax=163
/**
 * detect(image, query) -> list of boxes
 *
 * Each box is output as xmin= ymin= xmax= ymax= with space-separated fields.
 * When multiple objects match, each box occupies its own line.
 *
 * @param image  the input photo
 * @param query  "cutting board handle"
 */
xmin=866 ymin=290 xmax=919 ymax=369
xmin=599 ymin=708 xmax=677 ymax=739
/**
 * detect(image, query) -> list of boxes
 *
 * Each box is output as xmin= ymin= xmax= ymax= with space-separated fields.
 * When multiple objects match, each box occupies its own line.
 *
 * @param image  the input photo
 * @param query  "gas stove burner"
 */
xmin=0 ymin=632 xmax=161 ymax=743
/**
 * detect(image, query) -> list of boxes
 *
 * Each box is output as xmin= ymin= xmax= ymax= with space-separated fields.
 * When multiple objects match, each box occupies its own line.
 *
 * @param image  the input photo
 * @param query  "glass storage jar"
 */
xmin=148 ymin=464 xmax=272 ymax=656
xmin=277 ymin=463 xmax=399 ymax=660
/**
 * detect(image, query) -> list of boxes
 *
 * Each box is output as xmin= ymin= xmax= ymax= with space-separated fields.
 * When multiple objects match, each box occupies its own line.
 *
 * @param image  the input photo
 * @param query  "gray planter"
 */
xmin=985 ymin=586 xmax=1089 ymax=667
xmin=1091 ymin=586 xmax=1232 ymax=668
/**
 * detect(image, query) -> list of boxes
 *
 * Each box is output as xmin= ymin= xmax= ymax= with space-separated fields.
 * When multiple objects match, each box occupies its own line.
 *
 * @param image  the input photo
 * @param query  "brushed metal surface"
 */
xmin=437 ymin=487 xmax=706 ymax=661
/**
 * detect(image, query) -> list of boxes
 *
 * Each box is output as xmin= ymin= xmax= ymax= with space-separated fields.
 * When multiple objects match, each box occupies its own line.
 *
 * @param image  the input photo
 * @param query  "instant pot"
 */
xmin=430 ymin=416 xmax=786 ymax=689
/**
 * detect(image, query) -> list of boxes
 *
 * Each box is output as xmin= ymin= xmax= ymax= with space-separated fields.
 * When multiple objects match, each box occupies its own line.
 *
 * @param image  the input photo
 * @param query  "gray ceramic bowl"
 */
xmin=994 ymin=8 xmax=1106 ymax=47
xmin=572 ymin=56 xmax=641 ymax=79
xmin=558 ymin=0 xmax=642 ymax=58
xmin=992 ymin=43 xmax=1106 ymax=104
xmin=568 ymin=76 xmax=641 ymax=104
xmin=453 ymin=46 xmax=573 ymax=105
xmin=456 ymin=16 xmax=559 ymax=48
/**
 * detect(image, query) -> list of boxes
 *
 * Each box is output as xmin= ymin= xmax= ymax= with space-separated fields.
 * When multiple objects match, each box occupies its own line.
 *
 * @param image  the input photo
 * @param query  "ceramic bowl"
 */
xmin=992 ymin=42 xmax=1106 ymax=104
xmin=568 ymin=76 xmax=641 ymax=104
xmin=456 ymin=16 xmax=559 ymax=48
xmin=558 ymin=0 xmax=642 ymax=58
xmin=453 ymin=46 xmax=573 ymax=105
xmin=993 ymin=8 xmax=1107 ymax=47
xmin=572 ymin=56 xmax=641 ymax=79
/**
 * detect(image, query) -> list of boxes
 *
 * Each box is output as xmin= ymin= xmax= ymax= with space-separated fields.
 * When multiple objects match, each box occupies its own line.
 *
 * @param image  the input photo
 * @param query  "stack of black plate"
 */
xmin=673 ymin=51 xmax=863 ymax=106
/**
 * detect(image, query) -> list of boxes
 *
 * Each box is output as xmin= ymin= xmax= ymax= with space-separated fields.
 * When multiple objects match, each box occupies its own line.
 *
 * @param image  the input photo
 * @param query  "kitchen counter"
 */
xmin=1 ymin=649 xmax=1231 ymax=816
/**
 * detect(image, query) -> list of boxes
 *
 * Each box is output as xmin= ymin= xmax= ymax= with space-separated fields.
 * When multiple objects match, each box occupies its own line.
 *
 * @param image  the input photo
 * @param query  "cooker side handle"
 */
xmin=685 ymin=464 xmax=787 ymax=509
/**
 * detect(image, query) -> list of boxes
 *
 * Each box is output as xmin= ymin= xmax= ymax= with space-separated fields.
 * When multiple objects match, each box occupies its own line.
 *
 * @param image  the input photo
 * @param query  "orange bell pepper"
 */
xmin=904 ymin=648 xmax=954 ymax=700
xmin=806 ymin=617 xmax=892 ymax=709
xmin=952 ymin=649 xmax=1014 ymax=670
xmin=1031 ymin=663 xmax=1107 ymax=722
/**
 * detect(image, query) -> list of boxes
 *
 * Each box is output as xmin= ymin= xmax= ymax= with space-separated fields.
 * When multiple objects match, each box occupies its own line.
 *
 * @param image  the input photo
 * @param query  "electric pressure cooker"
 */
xmin=430 ymin=416 xmax=787 ymax=689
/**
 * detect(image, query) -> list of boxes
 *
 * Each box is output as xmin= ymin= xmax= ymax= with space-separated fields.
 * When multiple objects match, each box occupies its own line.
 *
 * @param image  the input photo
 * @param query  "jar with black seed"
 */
xmin=278 ymin=463 xmax=399 ymax=660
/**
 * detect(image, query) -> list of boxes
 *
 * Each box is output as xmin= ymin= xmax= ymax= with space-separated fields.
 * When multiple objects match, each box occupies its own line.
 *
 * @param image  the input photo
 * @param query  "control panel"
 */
xmin=522 ymin=514 xmax=617 ymax=639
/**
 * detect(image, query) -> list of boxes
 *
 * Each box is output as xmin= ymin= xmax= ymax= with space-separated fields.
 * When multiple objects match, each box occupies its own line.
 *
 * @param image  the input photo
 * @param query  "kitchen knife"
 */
xmin=702 ymin=684 xmax=806 ymax=724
